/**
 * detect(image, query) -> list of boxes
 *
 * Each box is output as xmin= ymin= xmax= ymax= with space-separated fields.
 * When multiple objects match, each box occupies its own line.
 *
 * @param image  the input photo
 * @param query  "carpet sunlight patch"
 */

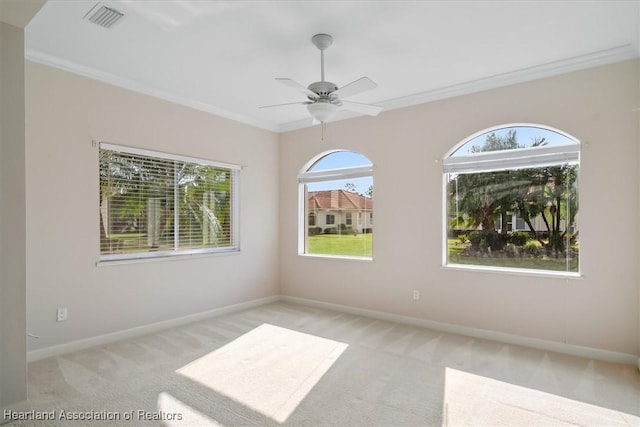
xmin=177 ymin=323 xmax=348 ymax=423
xmin=157 ymin=392 xmax=221 ymax=426
xmin=443 ymin=367 xmax=639 ymax=426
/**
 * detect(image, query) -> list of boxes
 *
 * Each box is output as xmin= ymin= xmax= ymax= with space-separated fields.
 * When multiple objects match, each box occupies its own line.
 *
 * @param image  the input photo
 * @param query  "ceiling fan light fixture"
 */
xmin=307 ymin=102 xmax=338 ymax=123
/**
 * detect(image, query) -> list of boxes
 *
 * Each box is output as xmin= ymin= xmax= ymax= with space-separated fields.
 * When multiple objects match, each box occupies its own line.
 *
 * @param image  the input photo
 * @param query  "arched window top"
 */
xmin=299 ymin=150 xmax=373 ymax=185
xmin=444 ymin=124 xmax=579 ymax=174
xmin=449 ymin=124 xmax=578 ymax=157
xmin=442 ymin=123 xmax=580 ymax=276
xmin=305 ymin=150 xmax=372 ymax=172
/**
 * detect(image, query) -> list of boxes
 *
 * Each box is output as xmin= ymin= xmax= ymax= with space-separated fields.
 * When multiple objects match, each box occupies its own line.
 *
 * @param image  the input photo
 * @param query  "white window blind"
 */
xmin=298 ymin=165 xmax=373 ymax=184
xmin=443 ymin=143 xmax=579 ymax=174
xmin=99 ymin=143 xmax=239 ymax=261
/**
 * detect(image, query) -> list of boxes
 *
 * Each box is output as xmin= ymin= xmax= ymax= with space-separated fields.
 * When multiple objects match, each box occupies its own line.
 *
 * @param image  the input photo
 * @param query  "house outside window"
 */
xmin=299 ymin=150 xmax=373 ymax=259
xmin=309 ymin=212 xmax=316 ymax=226
xmin=443 ymin=124 xmax=579 ymax=275
xmin=99 ymin=143 xmax=239 ymax=262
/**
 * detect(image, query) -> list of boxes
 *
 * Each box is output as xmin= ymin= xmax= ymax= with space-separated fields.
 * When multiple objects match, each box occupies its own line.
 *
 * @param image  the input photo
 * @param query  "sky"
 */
xmin=452 ymin=126 xmax=577 ymax=156
xmin=306 ymin=151 xmax=373 ymax=195
xmin=310 ymin=151 xmax=372 ymax=170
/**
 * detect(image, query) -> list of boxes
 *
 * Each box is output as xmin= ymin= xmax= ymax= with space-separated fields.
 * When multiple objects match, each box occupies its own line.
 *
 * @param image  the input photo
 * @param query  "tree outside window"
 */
xmin=99 ymin=144 xmax=239 ymax=261
xmin=444 ymin=125 xmax=579 ymax=274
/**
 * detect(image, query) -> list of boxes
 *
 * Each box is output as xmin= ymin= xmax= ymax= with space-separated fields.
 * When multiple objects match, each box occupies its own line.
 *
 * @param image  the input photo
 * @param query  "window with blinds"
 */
xmin=99 ymin=143 xmax=239 ymax=261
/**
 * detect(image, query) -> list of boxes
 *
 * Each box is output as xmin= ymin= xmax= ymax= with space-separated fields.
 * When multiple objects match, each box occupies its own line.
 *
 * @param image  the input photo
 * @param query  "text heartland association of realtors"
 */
xmin=3 ymin=409 xmax=183 ymax=422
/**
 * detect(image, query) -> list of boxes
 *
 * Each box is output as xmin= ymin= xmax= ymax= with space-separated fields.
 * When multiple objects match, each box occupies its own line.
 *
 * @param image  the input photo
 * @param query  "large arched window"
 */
xmin=298 ymin=150 xmax=373 ymax=259
xmin=443 ymin=124 xmax=579 ymax=275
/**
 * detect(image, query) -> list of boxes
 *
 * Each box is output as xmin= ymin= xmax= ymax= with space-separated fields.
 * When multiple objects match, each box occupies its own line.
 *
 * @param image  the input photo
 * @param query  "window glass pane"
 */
xmin=309 ymin=151 xmax=371 ymax=171
xmin=176 ymin=165 xmax=234 ymax=250
xmin=99 ymin=145 xmax=238 ymax=261
xmin=451 ymin=126 xmax=577 ymax=157
xmin=302 ymin=151 xmax=373 ymax=259
xmin=445 ymin=125 xmax=579 ymax=274
xmin=447 ymin=163 xmax=579 ymax=273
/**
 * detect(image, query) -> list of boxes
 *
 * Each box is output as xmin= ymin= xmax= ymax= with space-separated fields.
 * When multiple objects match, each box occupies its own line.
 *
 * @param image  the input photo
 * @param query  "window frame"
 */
xmin=298 ymin=150 xmax=374 ymax=260
xmin=98 ymin=142 xmax=240 ymax=263
xmin=441 ymin=124 xmax=580 ymax=278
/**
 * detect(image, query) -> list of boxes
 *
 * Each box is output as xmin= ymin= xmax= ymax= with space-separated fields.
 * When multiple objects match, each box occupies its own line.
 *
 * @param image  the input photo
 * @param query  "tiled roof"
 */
xmin=308 ymin=190 xmax=373 ymax=210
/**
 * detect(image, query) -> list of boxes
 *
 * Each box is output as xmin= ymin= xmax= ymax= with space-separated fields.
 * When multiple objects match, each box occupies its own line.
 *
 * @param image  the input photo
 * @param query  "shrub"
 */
xmin=524 ymin=240 xmax=542 ymax=256
xmin=308 ymin=227 xmax=322 ymax=236
xmin=487 ymin=233 xmax=507 ymax=251
xmin=324 ymin=227 xmax=337 ymax=234
xmin=509 ymin=231 xmax=530 ymax=246
xmin=468 ymin=231 xmax=482 ymax=248
xmin=458 ymin=234 xmax=469 ymax=244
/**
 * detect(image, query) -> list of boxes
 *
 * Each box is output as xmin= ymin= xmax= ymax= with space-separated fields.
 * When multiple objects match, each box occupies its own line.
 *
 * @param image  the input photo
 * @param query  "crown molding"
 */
xmin=25 ymin=49 xmax=279 ymax=133
xmin=381 ymin=44 xmax=638 ymax=112
xmin=278 ymin=44 xmax=639 ymax=133
xmin=26 ymin=44 xmax=638 ymax=135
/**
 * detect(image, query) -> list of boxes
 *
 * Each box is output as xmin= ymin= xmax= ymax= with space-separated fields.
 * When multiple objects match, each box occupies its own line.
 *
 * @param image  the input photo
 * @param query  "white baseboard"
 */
xmin=281 ymin=295 xmax=638 ymax=366
xmin=27 ymin=295 xmax=280 ymax=362
xmin=2 ymin=399 xmax=31 ymax=425
xmin=26 ymin=293 xmax=638 ymax=367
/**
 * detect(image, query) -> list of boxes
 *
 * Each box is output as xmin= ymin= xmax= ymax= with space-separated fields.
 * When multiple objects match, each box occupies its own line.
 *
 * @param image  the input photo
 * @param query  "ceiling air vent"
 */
xmin=84 ymin=3 xmax=124 ymax=29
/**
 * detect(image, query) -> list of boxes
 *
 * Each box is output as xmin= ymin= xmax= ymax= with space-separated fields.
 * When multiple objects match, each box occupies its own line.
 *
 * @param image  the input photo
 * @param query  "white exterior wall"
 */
xmin=310 ymin=209 xmax=372 ymax=232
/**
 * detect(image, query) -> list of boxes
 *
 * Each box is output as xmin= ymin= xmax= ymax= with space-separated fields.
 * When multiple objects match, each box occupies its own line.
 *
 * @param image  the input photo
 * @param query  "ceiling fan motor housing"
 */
xmin=308 ymin=81 xmax=338 ymax=98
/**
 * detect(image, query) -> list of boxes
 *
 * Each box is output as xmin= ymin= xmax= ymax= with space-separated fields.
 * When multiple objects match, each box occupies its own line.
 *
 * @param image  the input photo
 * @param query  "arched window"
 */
xmin=298 ymin=150 xmax=373 ymax=259
xmin=443 ymin=124 xmax=579 ymax=275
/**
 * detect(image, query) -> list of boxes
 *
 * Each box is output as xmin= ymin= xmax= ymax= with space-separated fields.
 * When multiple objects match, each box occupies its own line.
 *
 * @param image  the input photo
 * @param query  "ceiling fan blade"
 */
xmin=259 ymin=101 xmax=311 ymax=109
xmin=332 ymin=77 xmax=377 ymax=99
xmin=275 ymin=78 xmax=319 ymax=99
xmin=340 ymin=100 xmax=383 ymax=116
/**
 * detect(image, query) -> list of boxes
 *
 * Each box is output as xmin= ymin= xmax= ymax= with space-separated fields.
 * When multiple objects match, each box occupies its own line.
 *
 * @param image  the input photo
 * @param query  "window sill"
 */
xmin=441 ymin=263 xmax=582 ymax=280
xmin=298 ymin=253 xmax=373 ymax=263
xmin=96 ymin=250 xmax=240 ymax=267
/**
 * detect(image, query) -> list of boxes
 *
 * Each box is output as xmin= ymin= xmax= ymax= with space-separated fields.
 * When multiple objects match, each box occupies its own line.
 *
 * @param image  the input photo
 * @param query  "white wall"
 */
xmin=279 ymin=59 xmax=640 ymax=355
xmin=25 ymin=62 xmax=280 ymax=352
xmin=0 ymin=20 xmax=28 ymax=414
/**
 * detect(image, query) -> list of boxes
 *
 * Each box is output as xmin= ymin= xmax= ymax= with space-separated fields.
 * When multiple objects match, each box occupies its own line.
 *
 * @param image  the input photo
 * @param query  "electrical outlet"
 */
xmin=57 ymin=307 xmax=68 ymax=322
xmin=413 ymin=290 xmax=420 ymax=300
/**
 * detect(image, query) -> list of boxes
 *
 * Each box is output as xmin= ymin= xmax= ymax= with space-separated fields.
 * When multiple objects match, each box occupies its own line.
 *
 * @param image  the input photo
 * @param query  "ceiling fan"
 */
xmin=260 ymin=33 xmax=382 ymax=123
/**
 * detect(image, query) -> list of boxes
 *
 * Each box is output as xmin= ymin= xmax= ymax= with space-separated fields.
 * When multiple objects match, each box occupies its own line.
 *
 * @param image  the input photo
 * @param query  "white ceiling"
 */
xmin=25 ymin=1 xmax=640 ymax=133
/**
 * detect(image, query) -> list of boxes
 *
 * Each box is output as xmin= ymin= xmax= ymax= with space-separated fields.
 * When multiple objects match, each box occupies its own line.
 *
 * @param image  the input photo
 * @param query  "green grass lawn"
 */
xmin=308 ymin=233 xmax=372 ymax=257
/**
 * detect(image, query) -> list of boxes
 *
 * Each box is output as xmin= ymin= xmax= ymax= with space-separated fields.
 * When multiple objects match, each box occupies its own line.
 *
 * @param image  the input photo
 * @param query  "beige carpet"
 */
xmin=6 ymin=301 xmax=640 ymax=426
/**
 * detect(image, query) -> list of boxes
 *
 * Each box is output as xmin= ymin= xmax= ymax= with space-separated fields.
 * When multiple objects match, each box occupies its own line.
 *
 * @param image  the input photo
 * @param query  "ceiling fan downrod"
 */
xmin=312 ymin=33 xmax=333 ymax=83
